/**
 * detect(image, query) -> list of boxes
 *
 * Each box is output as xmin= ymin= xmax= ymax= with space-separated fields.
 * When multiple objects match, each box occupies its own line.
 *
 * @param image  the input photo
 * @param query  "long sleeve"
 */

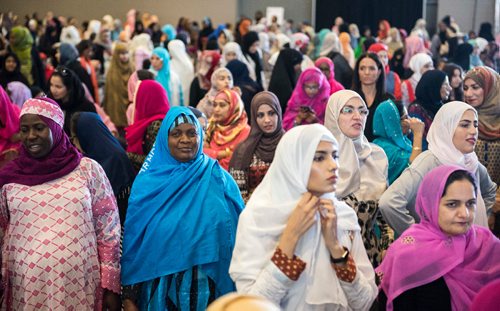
xmin=477 ymin=163 xmax=497 ymax=215
xmin=87 ymin=160 xmax=122 ymax=294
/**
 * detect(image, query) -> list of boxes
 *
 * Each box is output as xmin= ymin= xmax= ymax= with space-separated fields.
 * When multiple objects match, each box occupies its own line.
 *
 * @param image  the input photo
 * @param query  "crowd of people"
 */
xmin=0 ymin=8 xmax=499 ymax=311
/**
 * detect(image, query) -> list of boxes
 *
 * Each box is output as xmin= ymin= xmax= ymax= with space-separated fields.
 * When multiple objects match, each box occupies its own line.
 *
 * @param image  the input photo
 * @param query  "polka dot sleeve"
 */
xmin=332 ymin=255 xmax=357 ymax=283
xmin=271 ymin=247 xmax=307 ymax=281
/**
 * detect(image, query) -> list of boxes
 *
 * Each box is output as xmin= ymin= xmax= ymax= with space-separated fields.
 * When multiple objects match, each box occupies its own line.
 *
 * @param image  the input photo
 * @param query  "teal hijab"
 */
xmin=152 ymin=47 xmax=173 ymax=101
xmin=121 ymin=107 xmax=244 ymax=296
xmin=373 ymin=100 xmax=413 ymax=184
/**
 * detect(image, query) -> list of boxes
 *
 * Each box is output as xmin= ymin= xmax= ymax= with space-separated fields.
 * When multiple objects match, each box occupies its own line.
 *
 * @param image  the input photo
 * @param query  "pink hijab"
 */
xmin=403 ymin=36 xmax=428 ymax=68
xmin=282 ymin=67 xmax=330 ymax=130
xmin=376 ymin=165 xmax=500 ymax=311
xmin=314 ymin=57 xmax=344 ymax=95
xmin=0 ymin=85 xmax=21 ymax=156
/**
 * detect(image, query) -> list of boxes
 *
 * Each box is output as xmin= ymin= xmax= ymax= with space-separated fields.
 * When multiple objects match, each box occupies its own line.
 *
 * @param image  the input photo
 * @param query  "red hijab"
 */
xmin=125 ymin=80 xmax=170 ymax=154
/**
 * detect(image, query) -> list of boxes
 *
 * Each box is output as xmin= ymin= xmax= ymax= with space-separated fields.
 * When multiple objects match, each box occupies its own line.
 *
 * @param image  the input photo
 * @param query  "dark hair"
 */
xmin=442 ymin=63 xmax=464 ymax=101
xmin=352 ymin=53 xmax=385 ymax=96
xmin=70 ymin=111 xmax=82 ymax=140
xmin=76 ymin=39 xmax=93 ymax=55
xmin=442 ymin=169 xmax=477 ymax=197
xmin=393 ymin=100 xmax=406 ymax=118
xmin=2 ymin=52 xmax=21 ymax=72
xmin=136 ymin=69 xmax=155 ymax=81
xmin=49 ymin=65 xmax=86 ymax=107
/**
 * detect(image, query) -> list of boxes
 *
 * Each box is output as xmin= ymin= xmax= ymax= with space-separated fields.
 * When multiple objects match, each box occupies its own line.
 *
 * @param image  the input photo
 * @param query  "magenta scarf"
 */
xmin=282 ymin=67 xmax=331 ymax=130
xmin=0 ymin=97 xmax=82 ymax=187
xmin=376 ymin=165 xmax=500 ymax=311
xmin=0 ymin=85 xmax=21 ymax=156
xmin=314 ymin=57 xmax=344 ymax=95
xmin=125 ymin=80 xmax=170 ymax=154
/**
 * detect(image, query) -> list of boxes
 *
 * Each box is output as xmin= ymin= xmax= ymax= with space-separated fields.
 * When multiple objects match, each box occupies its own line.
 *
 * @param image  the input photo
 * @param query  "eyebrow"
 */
xmin=343 ymin=104 xmax=366 ymax=109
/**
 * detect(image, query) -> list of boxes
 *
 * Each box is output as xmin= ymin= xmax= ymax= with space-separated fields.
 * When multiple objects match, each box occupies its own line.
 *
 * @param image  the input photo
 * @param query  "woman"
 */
xmin=322 ymin=32 xmax=353 ymax=89
xmin=452 ymin=43 xmax=474 ymax=71
xmin=0 ymin=97 xmax=121 ymax=310
xmin=443 ymin=63 xmax=464 ymax=102
xmin=8 ymin=26 xmax=45 ymax=88
xmin=203 ymin=89 xmax=250 ymax=171
xmin=103 ymin=43 xmax=134 ymax=129
xmin=168 ymin=39 xmax=195 ymax=106
xmin=373 ymin=100 xmax=424 ymax=184
xmin=268 ymin=48 xmax=303 ymax=113
xmin=282 ymin=67 xmax=330 ymax=130
xmin=129 ymin=33 xmax=153 ymax=70
xmin=229 ymin=91 xmax=284 ymax=202
xmin=57 ymin=43 xmax=96 ymax=101
xmin=401 ymin=53 xmax=434 ymax=107
xmin=126 ymin=80 xmax=170 ymax=172
xmin=150 ymin=46 xmax=183 ymax=106
xmin=0 ymin=86 xmax=21 ymax=168
xmin=70 ymin=112 xmax=135 ymax=225
xmin=352 ymin=53 xmax=394 ymax=141
xmin=126 ymin=69 xmax=155 ymax=125
xmin=121 ymin=107 xmax=244 ymax=310
xmin=189 ymin=50 xmax=221 ymax=106
xmin=226 ymin=59 xmax=263 ymax=117
xmin=7 ymin=81 xmax=32 ymax=108
xmin=48 ymin=66 xmax=97 ymax=135
xmin=379 ymin=102 xmax=497 ymax=236
xmin=221 ymin=42 xmax=255 ymax=81
xmin=242 ymin=31 xmax=265 ymax=89
xmin=196 ymin=67 xmax=234 ymax=118
xmin=0 ymin=52 xmax=30 ymax=88
xmin=377 ymin=165 xmax=500 ymax=310
xmin=368 ymin=43 xmax=402 ymax=101
xmin=402 ymin=36 xmax=428 ymax=71
xmin=229 ymin=124 xmax=377 ymax=310
xmin=408 ymin=69 xmax=452 ymax=150
xmin=387 ymin=28 xmax=404 ymax=57
xmin=314 ymin=57 xmax=344 ymax=95
xmin=339 ymin=32 xmax=355 ymax=69
xmin=325 ymin=90 xmax=392 ymax=267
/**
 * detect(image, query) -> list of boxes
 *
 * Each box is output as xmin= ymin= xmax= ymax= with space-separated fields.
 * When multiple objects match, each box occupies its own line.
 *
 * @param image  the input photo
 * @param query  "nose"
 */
xmin=457 ymin=204 xmax=470 ymax=219
xmin=328 ymin=156 xmax=338 ymax=172
xmin=352 ymin=110 xmax=362 ymax=119
xmin=27 ymin=128 xmax=37 ymax=140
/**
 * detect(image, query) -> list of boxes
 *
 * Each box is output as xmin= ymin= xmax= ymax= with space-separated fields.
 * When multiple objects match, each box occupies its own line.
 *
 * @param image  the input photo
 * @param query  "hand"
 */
xmin=279 ymin=192 xmax=319 ymax=257
xmin=123 ymin=299 xmax=140 ymax=311
xmin=103 ymin=289 xmax=121 ymax=311
xmin=319 ymin=199 xmax=342 ymax=254
xmin=304 ymin=110 xmax=318 ymax=124
xmin=408 ymin=118 xmax=424 ymax=136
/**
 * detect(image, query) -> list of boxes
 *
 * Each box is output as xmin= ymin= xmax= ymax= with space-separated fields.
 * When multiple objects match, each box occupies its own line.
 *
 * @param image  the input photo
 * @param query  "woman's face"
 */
xmin=5 ymin=56 xmax=17 ymax=72
xmin=249 ymin=41 xmax=260 ymax=54
xmin=20 ymin=114 xmax=54 ymax=158
xmin=50 ymin=75 xmax=69 ymax=102
xmin=358 ymin=57 xmax=381 ymax=86
xmin=450 ymin=69 xmax=463 ymax=89
xmin=338 ymin=97 xmax=368 ymax=139
xmin=304 ymin=81 xmax=319 ymax=98
xmin=376 ymin=51 xmax=389 ymax=67
xmin=218 ymin=32 xmax=227 ymax=47
xmin=438 ymin=179 xmax=476 ymax=236
xmin=255 ymin=104 xmax=278 ymax=134
xmin=212 ymin=98 xmax=231 ymax=123
xmin=150 ymin=54 xmax=163 ymax=71
xmin=318 ymin=63 xmax=330 ymax=79
xmin=452 ymin=110 xmax=478 ymax=154
xmin=307 ymin=140 xmax=339 ymax=196
xmin=420 ymin=61 xmax=434 ymax=75
xmin=119 ymin=51 xmax=130 ymax=63
xmin=440 ymin=76 xmax=452 ymax=100
xmin=225 ymin=51 xmax=237 ymax=62
xmin=168 ymin=123 xmax=199 ymax=162
xmin=214 ymin=71 xmax=232 ymax=90
xmin=463 ymin=79 xmax=485 ymax=107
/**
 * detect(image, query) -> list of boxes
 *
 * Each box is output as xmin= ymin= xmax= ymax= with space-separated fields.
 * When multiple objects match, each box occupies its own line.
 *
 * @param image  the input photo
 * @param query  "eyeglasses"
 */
xmin=340 ymin=106 xmax=369 ymax=116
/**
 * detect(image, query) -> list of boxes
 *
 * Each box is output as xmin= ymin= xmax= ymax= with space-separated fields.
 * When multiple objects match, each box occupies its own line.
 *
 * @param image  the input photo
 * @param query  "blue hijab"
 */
xmin=162 ymin=24 xmax=177 ymax=41
xmin=121 ymin=107 xmax=244 ymax=296
xmin=74 ymin=112 xmax=135 ymax=195
xmin=373 ymin=100 xmax=413 ymax=184
xmin=59 ymin=43 xmax=79 ymax=66
xmin=152 ymin=47 xmax=173 ymax=101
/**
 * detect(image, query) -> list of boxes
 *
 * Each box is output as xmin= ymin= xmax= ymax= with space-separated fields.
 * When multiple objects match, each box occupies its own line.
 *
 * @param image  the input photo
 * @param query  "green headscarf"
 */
xmin=10 ymin=26 xmax=33 ymax=85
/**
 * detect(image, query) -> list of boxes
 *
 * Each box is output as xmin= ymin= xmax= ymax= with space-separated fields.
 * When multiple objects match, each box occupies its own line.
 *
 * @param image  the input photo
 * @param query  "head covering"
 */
xmin=376 ymin=165 xmax=500 ymax=311
xmin=205 ymin=89 xmax=249 ymax=146
xmin=127 ymin=71 xmax=139 ymax=103
xmin=121 ymin=106 xmax=243 ymax=296
xmin=403 ymin=36 xmax=427 ymax=68
xmin=229 ymin=124 xmax=361 ymax=307
xmin=238 ymin=19 xmax=251 ymax=38
xmin=151 ymin=47 xmax=173 ymax=101
xmin=242 ymin=31 xmax=263 ymax=87
xmin=463 ymin=66 xmax=500 ymax=140
xmin=59 ymin=43 xmax=79 ymax=66
xmin=197 ymin=50 xmax=221 ymax=90
xmin=319 ymin=32 xmax=341 ymax=57
xmin=230 ymin=91 xmax=284 ymax=170
xmin=415 ymin=69 xmax=447 ymax=116
xmin=0 ymin=52 xmax=29 ymax=88
xmin=314 ymin=28 xmax=331 ymax=58
xmin=291 ymin=32 xmax=309 ymax=50
xmin=197 ymin=68 xmax=235 ymax=118
xmin=373 ymin=100 xmax=413 ymax=183
xmin=283 ymin=67 xmax=331 ymax=130
xmin=162 ymin=24 xmax=177 ymax=41
xmin=226 ymin=59 xmax=260 ymax=91
xmin=408 ymin=52 xmax=433 ymax=81
xmin=378 ymin=20 xmax=391 ymax=40
xmin=129 ymin=33 xmax=153 ymax=58
xmin=0 ymin=97 xmax=82 ymax=187
xmin=368 ymin=43 xmax=390 ymax=72
xmin=74 ymin=112 xmax=134 ymax=195
xmin=60 ymin=25 xmax=81 ymax=46
xmin=168 ymin=39 xmax=194 ymax=99
xmin=125 ymin=80 xmax=170 ymax=154
xmin=9 ymin=26 xmax=33 ymax=85
xmin=324 ymin=90 xmax=387 ymax=199
xmin=221 ymin=42 xmax=254 ymax=77
xmin=453 ymin=43 xmax=474 ymax=71
xmin=339 ymin=32 xmax=353 ymax=56
xmin=478 ymin=22 xmax=494 ymax=42
xmin=7 ymin=81 xmax=32 ymax=108
xmin=0 ymin=85 xmax=21 ymax=157
xmin=314 ymin=57 xmax=344 ymax=95
xmin=268 ymin=48 xmax=303 ymax=112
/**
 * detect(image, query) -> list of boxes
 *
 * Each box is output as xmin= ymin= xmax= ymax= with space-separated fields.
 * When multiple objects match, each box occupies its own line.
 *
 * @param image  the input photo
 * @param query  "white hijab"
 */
xmin=409 ymin=52 xmax=433 ymax=81
xmin=427 ymin=102 xmax=487 ymax=227
xmin=168 ymin=39 xmax=194 ymax=106
xmin=230 ymin=124 xmax=360 ymax=307
xmin=221 ymin=42 xmax=256 ymax=81
xmin=324 ymin=90 xmax=388 ymax=200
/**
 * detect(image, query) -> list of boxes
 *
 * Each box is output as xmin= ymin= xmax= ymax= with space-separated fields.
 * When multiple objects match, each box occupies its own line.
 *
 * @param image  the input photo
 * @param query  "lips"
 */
xmin=352 ymin=123 xmax=362 ymax=129
xmin=466 ymin=138 xmax=477 ymax=145
xmin=28 ymin=144 xmax=42 ymax=152
xmin=263 ymin=125 xmax=274 ymax=131
xmin=327 ymin=176 xmax=337 ymax=183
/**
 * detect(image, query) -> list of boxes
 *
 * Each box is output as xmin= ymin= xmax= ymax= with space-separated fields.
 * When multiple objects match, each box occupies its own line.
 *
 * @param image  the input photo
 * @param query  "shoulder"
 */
xmin=409 ymin=151 xmax=440 ymax=174
xmin=370 ymin=143 xmax=389 ymax=161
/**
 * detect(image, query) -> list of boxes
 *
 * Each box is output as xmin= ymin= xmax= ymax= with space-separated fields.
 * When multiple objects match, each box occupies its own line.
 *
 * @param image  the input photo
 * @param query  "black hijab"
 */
xmin=415 ymin=69 xmax=447 ymax=116
xmin=452 ymin=43 xmax=473 ymax=71
xmin=242 ymin=31 xmax=264 ymax=88
xmin=0 ymin=52 xmax=30 ymax=88
xmin=268 ymin=48 xmax=303 ymax=113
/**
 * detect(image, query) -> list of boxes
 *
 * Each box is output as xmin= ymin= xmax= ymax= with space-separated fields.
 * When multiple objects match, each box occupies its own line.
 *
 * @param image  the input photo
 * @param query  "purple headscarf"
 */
xmin=0 ymin=97 xmax=82 ymax=187
xmin=376 ymin=165 xmax=500 ymax=311
xmin=282 ymin=67 xmax=330 ymax=130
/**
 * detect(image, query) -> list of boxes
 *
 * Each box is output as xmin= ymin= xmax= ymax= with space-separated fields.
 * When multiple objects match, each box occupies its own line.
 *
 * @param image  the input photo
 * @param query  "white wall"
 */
xmin=437 ymin=0 xmax=496 ymax=34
